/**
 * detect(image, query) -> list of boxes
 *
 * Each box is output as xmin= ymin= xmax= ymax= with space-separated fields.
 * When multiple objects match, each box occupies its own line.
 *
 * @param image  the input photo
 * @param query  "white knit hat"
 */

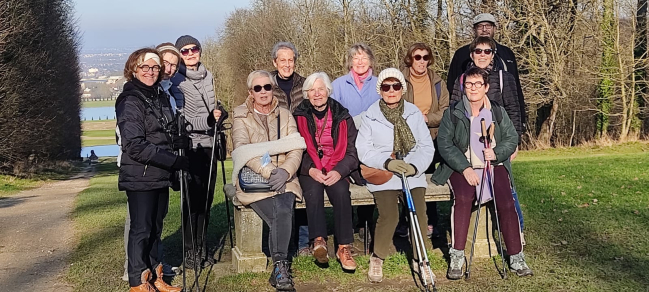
xmin=376 ymin=68 xmax=408 ymax=95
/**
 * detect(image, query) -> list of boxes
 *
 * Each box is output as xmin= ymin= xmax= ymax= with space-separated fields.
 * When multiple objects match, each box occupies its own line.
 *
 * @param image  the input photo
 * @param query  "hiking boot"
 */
xmin=153 ymin=264 xmax=182 ymax=292
xmin=394 ymin=221 xmax=409 ymax=238
xmin=367 ymin=254 xmax=383 ymax=283
xmin=447 ymin=248 xmax=465 ymax=280
xmin=297 ymin=246 xmax=311 ymax=256
xmin=183 ymin=250 xmax=200 ymax=270
xmin=268 ymin=260 xmax=294 ymax=291
xmin=162 ymin=263 xmax=176 ymax=277
xmin=509 ymin=252 xmax=533 ymax=277
xmin=412 ymin=259 xmax=436 ymax=282
xmin=312 ymin=237 xmax=328 ymax=264
xmin=129 ymin=269 xmax=156 ymax=292
xmin=336 ymin=244 xmax=357 ymax=271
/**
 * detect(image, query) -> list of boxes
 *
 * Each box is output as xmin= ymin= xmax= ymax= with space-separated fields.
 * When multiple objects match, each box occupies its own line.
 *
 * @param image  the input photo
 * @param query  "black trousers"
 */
xmin=250 ymin=192 xmax=295 ymax=262
xmin=300 ymin=175 xmax=354 ymax=245
xmin=183 ymin=147 xmax=217 ymax=254
xmin=126 ymin=188 xmax=169 ymax=287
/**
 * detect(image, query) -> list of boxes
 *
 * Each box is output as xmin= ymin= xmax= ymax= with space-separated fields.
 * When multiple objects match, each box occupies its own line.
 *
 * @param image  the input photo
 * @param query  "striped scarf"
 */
xmin=379 ymin=98 xmax=416 ymax=156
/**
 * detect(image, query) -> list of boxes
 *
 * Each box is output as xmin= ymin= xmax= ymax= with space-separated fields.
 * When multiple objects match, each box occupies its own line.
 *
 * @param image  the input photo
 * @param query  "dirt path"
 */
xmin=0 ymin=166 xmax=94 ymax=291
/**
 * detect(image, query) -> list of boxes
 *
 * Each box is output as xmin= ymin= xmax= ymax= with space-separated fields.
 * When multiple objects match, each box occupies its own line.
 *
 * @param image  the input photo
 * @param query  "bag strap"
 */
xmin=128 ymin=89 xmax=173 ymax=144
xmin=499 ymin=70 xmax=503 ymax=95
xmin=435 ymin=81 xmax=442 ymax=100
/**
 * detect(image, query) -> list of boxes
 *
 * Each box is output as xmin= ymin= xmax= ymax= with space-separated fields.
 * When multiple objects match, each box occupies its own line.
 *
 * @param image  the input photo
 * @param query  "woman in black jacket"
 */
xmin=116 ymin=48 xmax=186 ymax=292
xmin=293 ymin=72 xmax=361 ymax=272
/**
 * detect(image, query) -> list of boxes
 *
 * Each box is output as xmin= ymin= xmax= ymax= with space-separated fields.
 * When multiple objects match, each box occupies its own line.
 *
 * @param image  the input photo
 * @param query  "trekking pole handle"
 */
xmin=480 ymin=118 xmax=487 ymax=143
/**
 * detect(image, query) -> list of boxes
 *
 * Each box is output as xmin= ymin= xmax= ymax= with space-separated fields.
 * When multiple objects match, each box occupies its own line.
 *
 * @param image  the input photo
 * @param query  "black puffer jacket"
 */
xmin=116 ymin=79 xmax=178 ymax=191
xmin=450 ymin=65 xmax=522 ymax=141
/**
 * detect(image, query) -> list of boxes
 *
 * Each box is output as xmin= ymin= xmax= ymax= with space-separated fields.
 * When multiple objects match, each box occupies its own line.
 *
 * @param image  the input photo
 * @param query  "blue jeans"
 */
xmin=298 ymin=226 xmax=309 ymax=250
xmin=512 ymin=188 xmax=524 ymax=231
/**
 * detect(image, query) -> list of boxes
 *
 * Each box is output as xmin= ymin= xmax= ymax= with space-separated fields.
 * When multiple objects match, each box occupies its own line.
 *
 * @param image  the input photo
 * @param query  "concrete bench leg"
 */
xmin=465 ymin=204 xmax=499 ymax=258
xmin=232 ymin=206 xmax=267 ymax=273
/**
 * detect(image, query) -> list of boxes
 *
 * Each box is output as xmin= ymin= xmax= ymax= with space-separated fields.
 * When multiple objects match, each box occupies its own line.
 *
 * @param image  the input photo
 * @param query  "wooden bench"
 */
xmin=224 ymin=174 xmax=452 ymax=273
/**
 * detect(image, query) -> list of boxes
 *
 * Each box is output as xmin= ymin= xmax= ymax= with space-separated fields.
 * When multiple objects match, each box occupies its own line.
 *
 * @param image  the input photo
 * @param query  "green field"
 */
xmin=81 ymin=129 xmax=115 ymax=147
xmin=67 ymin=144 xmax=649 ymax=291
xmin=0 ymin=162 xmax=81 ymax=198
xmin=82 ymin=100 xmax=116 ymax=108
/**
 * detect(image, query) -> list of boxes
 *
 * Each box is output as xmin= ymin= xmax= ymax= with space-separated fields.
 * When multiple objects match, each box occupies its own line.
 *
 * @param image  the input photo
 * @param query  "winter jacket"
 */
xmin=231 ymin=95 xmax=304 ymax=205
xmin=431 ymin=99 xmax=518 ymax=185
xmin=115 ymin=79 xmax=178 ymax=192
xmin=402 ymin=68 xmax=450 ymax=139
xmin=271 ymin=70 xmax=306 ymax=113
xmin=170 ymin=63 xmax=216 ymax=148
xmin=447 ymin=42 xmax=526 ymax=125
xmin=356 ymin=99 xmax=435 ymax=193
xmin=293 ymin=98 xmax=362 ymax=183
xmin=331 ymin=72 xmax=381 ymax=118
xmin=450 ymin=67 xmax=522 ymax=141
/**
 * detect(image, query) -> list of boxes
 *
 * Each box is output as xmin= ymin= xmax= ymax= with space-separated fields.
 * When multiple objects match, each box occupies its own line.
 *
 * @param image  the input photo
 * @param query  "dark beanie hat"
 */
xmin=175 ymin=35 xmax=201 ymax=51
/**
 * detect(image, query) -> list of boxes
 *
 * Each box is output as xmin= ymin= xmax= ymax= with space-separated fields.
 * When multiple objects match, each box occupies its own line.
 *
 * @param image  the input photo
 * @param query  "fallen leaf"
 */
xmin=558 ymin=218 xmax=563 ymax=222
xmin=634 ymin=177 xmax=639 ymax=181
xmin=621 ymin=186 xmax=625 ymax=189
xmin=577 ymin=203 xmax=589 ymax=208
xmin=562 ymin=209 xmax=569 ymax=213
xmin=561 ymin=240 xmax=568 ymax=245
xmin=561 ymin=192 xmax=566 ymax=196
xmin=560 ymin=175 xmax=565 ymax=178
xmin=577 ymin=185 xmax=582 ymax=189
xmin=541 ymin=199 xmax=545 ymax=204
xmin=588 ymin=193 xmax=593 ymax=196
xmin=615 ymin=257 xmax=624 ymax=261
xmin=634 ymin=210 xmax=640 ymax=215
xmin=593 ymin=199 xmax=598 ymax=203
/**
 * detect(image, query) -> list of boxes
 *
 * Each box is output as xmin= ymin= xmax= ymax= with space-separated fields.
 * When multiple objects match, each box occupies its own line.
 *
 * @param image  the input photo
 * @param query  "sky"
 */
xmin=73 ymin=0 xmax=253 ymax=52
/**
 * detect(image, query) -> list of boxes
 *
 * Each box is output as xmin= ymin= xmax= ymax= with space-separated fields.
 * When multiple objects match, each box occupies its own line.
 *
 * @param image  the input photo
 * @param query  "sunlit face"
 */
xmin=249 ymin=76 xmax=273 ymax=107
xmin=351 ymin=50 xmax=371 ymax=75
xmin=379 ymin=78 xmax=403 ymax=107
xmin=307 ymin=78 xmax=328 ymax=110
xmin=474 ymin=21 xmax=495 ymax=38
xmin=135 ymin=58 xmax=160 ymax=86
xmin=464 ymin=74 xmax=489 ymax=103
xmin=162 ymin=52 xmax=179 ymax=80
xmin=180 ymin=44 xmax=200 ymax=67
xmin=273 ymin=48 xmax=295 ymax=79
xmin=411 ymin=49 xmax=430 ymax=75
xmin=470 ymin=43 xmax=494 ymax=69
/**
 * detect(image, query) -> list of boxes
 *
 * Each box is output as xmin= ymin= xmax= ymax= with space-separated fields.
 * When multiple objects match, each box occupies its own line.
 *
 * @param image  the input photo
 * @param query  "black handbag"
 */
xmin=238 ymin=113 xmax=280 ymax=193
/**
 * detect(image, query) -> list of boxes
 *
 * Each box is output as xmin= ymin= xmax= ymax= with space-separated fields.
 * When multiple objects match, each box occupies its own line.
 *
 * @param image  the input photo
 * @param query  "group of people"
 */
xmin=115 ymin=12 xmax=532 ymax=292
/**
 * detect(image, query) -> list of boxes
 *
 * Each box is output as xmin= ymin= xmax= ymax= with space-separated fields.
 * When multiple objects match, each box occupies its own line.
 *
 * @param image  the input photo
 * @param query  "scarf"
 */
xmin=467 ymin=59 xmax=494 ymax=73
xmin=351 ymin=68 xmax=372 ymax=90
xmin=379 ymin=98 xmax=416 ymax=156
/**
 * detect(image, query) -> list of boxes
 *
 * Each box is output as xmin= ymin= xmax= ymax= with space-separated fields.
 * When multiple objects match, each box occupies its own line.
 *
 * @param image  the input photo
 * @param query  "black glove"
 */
xmin=216 ymin=105 xmax=229 ymax=130
xmin=172 ymin=156 xmax=189 ymax=171
xmin=268 ymin=168 xmax=289 ymax=193
xmin=172 ymin=135 xmax=190 ymax=150
xmin=207 ymin=110 xmax=216 ymax=127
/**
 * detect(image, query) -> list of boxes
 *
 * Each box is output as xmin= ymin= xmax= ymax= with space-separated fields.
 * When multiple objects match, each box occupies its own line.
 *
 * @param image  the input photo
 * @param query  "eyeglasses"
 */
xmin=352 ymin=57 xmax=369 ymax=63
xmin=473 ymin=48 xmax=493 ymax=55
xmin=180 ymin=46 xmax=200 ymax=56
xmin=252 ymin=84 xmax=273 ymax=92
xmin=413 ymin=54 xmax=430 ymax=61
xmin=163 ymin=60 xmax=177 ymax=70
xmin=139 ymin=65 xmax=161 ymax=72
xmin=464 ymin=81 xmax=485 ymax=89
xmin=380 ymin=82 xmax=402 ymax=92
xmin=476 ymin=23 xmax=494 ymax=30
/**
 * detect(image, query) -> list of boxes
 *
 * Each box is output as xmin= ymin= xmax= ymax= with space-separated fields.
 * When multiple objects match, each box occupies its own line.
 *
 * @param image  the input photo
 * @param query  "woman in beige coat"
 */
xmin=231 ymin=70 xmax=305 ymax=291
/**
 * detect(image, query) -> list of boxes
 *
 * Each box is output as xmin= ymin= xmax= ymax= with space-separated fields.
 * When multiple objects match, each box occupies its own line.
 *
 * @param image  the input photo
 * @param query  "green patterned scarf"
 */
xmin=379 ymin=98 xmax=416 ymax=156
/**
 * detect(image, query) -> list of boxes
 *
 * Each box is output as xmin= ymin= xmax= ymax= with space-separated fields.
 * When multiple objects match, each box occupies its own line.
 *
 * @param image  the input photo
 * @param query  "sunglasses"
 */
xmin=252 ymin=84 xmax=273 ymax=92
xmin=380 ymin=82 xmax=402 ymax=92
xmin=473 ymin=48 xmax=493 ymax=55
xmin=413 ymin=54 xmax=430 ymax=61
xmin=180 ymin=46 xmax=200 ymax=56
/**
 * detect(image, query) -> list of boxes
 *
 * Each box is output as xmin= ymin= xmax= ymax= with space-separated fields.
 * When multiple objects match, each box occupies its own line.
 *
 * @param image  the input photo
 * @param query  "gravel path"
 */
xmin=0 ymin=166 xmax=94 ymax=291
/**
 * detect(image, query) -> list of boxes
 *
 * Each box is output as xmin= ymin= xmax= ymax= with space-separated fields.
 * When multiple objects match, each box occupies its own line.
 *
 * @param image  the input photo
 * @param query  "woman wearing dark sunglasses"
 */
xmin=231 ymin=70 xmax=306 ymax=291
xmin=293 ymin=72 xmax=361 ymax=272
xmin=170 ymin=35 xmax=226 ymax=268
xmin=116 ymin=48 xmax=185 ymax=292
xmin=356 ymin=68 xmax=435 ymax=283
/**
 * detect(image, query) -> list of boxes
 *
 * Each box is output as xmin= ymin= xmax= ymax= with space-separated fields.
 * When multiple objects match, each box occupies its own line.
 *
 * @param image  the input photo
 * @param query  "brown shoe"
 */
xmin=312 ymin=236 xmax=328 ymax=264
xmin=336 ymin=244 xmax=357 ymax=271
xmin=129 ymin=270 xmax=156 ymax=292
xmin=153 ymin=264 xmax=182 ymax=292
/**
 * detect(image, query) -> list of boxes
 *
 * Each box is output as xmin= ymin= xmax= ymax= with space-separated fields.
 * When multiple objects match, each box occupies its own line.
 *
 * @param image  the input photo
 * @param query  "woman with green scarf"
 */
xmin=356 ymin=68 xmax=435 ymax=283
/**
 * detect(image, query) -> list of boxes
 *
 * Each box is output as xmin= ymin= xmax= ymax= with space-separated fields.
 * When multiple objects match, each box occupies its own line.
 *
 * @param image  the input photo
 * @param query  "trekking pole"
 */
xmin=484 ymin=122 xmax=508 ymax=279
xmin=397 ymin=154 xmax=437 ymax=292
xmin=466 ymin=118 xmax=490 ymax=280
xmin=216 ymin=122 xmax=234 ymax=248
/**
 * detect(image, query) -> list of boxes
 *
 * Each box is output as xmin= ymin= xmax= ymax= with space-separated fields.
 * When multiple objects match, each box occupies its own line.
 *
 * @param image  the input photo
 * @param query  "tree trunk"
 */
xmin=636 ymin=0 xmax=648 ymax=134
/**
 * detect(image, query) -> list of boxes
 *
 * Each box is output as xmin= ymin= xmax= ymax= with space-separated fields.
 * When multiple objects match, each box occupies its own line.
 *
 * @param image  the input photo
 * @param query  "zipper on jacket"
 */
xmin=143 ymin=165 xmax=148 ymax=177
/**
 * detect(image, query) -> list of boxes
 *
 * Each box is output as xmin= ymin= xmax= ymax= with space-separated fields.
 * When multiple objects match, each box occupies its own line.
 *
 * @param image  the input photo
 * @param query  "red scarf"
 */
xmin=351 ymin=68 xmax=372 ymax=91
xmin=296 ymin=111 xmax=348 ymax=174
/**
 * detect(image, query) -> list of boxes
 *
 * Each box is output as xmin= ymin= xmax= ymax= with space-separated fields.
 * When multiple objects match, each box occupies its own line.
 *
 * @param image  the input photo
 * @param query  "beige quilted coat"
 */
xmin=231 ymin=96 xmax=303 ymax=205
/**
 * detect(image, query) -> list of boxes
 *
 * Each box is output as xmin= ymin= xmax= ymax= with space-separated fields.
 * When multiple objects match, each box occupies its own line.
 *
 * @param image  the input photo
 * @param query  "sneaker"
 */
xmin=183 ymin=250 xmax=200 ymax=270
xmin=521 ymin=232 xmax=526 ymax=246
xmin=122 ymin=270 xmax=129 ymax=282
xmin=312 ymin=237 xmax=328 ymax=264
xmin=412 ymin=259 xmax=436 ymax=282
xmin=509 ymin=252 xmax=533 ymax=277
xmin=269 ymin=260 xmax=294 ymax=291
xmin=162 ymin=263 xmax=176 ymax=277
xmin=367 ymin=254 xmax=384 ymax=283
xmin=336 ymin=244 xmax=357 ymax=271
xmin=447 ymin=248 xmax=465 ymax=280
xmin=395 ymin=221 xmax=409 ymax=238
xmin=297 ymin=246 xmax=311 ymax=256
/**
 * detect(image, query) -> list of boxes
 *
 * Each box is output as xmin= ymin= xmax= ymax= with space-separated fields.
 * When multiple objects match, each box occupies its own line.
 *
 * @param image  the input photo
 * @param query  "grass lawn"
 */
xmin=0 ymin=162 xmax=81 ymax=198
xmin=67 ymin=143 xmax=649 ymax=291
xmin=81 ymin=129 xmax=115 ymax=147
xmin=82 ymin=100 xmax=116 ymax=108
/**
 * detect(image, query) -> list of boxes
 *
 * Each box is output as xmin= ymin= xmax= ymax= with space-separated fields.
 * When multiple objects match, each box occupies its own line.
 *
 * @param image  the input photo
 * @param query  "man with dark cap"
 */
xmin=446 ymin=13 xmax=527 ymax=243
xmin=171 ymin=35 xmax=227 ymax=268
